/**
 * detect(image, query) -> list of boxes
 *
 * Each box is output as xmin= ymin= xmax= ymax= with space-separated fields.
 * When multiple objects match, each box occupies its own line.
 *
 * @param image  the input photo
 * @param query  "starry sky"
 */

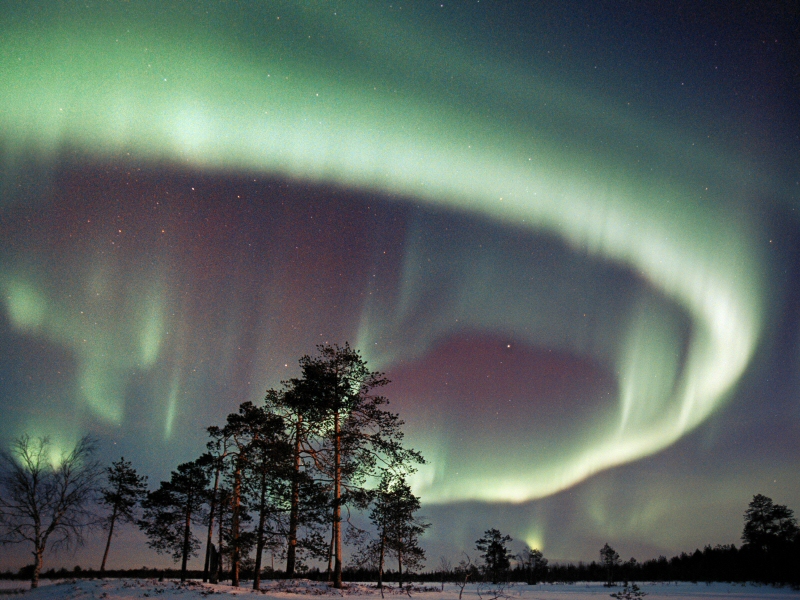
xmin=1 ymin=0 xmax=799 ymax=571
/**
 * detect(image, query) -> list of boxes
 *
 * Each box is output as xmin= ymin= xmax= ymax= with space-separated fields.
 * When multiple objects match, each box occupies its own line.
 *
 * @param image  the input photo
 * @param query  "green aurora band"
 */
xmin=0 ymin=3 xmax=771 ymax=504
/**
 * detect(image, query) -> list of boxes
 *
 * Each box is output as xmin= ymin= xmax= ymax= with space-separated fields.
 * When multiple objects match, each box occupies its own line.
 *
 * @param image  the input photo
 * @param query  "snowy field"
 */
xmin=1 ymin=579 xmax=799 ymax=600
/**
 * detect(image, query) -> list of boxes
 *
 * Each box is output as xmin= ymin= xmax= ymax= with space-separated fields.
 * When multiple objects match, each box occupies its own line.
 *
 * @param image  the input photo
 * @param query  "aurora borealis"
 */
xmin=1 ymin=0 xmax=798 ymax=570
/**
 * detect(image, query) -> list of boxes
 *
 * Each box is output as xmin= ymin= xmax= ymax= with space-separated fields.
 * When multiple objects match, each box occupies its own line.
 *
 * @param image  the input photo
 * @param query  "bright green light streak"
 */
xmin=139 ymin=289 xmax=165 ymax=367
xmin=0 ymin=4 xmax=767 ymax=503
xmin=164 ymin=377 xmax=180 ymax=441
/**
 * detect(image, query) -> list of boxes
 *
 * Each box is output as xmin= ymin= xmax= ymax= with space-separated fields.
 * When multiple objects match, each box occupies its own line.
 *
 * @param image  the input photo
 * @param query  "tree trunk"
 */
xmin=252 ymin=468 xmax=268 ymax=591
xmin=326 ymin=519 xmax=334 ymax=580
xmin=285 ymin=415 xmax=302 ymax=578
xmin=378 ymin=529 xmax=385 ymax=589
xmin=398 ymin=551 xmax=403 ymax=588
xmin=215 ymin=500 xmax=225 ymax=583
xmin=203 ymin=462 xmax=221 ymax=582
xmin=181 ymin=495 xmax=192 ymax=583
xmin=332 ymin=410 xmax=342 ymax=588
xmin=31 ymin=544 xmax=44 ymax=589
xmin=231 ymin=464 xmax=242 ymax=587
xmin=100 ymin=504 xmax=118 ymax=572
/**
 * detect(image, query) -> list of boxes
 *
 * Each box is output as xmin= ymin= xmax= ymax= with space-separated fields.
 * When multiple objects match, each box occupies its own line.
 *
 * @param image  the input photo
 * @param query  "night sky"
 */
xmin=1 ymin=1 xmax=798 ymax=571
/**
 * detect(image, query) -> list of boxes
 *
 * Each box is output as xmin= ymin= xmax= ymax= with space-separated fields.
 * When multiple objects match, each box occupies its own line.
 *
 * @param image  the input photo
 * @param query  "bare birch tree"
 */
xmin=0 ymin=435 xmax=101 ymax=588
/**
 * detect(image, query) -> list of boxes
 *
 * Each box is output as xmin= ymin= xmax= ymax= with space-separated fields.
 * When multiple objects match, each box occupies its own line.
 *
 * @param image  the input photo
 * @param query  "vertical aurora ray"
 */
xmin=0 ymin=1 xmax=782 ymax=514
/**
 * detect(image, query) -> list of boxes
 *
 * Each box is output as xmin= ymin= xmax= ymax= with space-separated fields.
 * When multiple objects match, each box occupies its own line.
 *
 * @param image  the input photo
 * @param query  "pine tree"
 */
xmin=519 ymin=546 xmax=548 ymax=584
xmin=380 ymin=474 xmax=428 ymax=588
xmin=98 ymin=457 xmax=148 ymax=571
xmin=355 ymin=473 xmax=428 ymax=590
xmin=610 ymin=583 xmax=647 ymax=599
xmin=214 ymin=401 xmax=288 ymax=587
xmin=742 ymin=494 xmax=799 ymax=552
xmin=200 ymin=435 xmax=232 ymax=583
xmin=211 ymin=485 xmax=235 ymax=582
xmin=213 ymin=403 xmax=254 ymax=587
xmin=240 ymin=405 xmax=292 ymax=590
xmin=293 ymin=344 xmax=424 ymax=588
xmin=139 ymin=460 xmax=209 ymax=582
xmin=264 ymin=385 xmax=329 ymax=578
xmin=600 ymin=543 xmax=620 ymax=586
xmin=475 ymin=529 xmax=513 ymax=584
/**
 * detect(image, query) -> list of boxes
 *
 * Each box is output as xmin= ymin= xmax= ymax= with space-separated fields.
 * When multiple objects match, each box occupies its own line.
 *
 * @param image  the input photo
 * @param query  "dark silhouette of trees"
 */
xmin=742 ymin=493 xmax=798 ymax=552
xmin=133 ymin=344 xmax=424 ymax=587
xmin=518 ymin=546 xmax=548 ymax=584
xmin=139 ymin=460 xmax=209 ymax=583
xmin=212 ymin=409 xmax=247 ymax=587
xmin=207 ymin=400 xmax=307 ymax=589
xmin=239 ymin=404 xmax=292 ymax=591
xmin=210 ymin=402 xmax=276 ymax=587
xmin=382 ymin=475 xmax=428 ymax=587
xmin=98 ymin=457 xmax=148 ymax=572
xmin=6 ymin=343 xmax=427 ymax=586
xmin=0 ymin=435 xmax=102 ymax=588
xmin=600 ymin=543 xmax=620 ymax=585
xmin=210 ymin=485 xmax=235 ymax=582
xmin=263 ymin=385 xmax=329 ymax=578
xmin=475 ymin=528 xmax=513 ymax=583
xmin=263 ymin=385 xmax=306 ymax=578
xmin=353 ymin=472 xmax=428 ymax=590
xmin=202 ymin=396 xmax=331 ymax=586
xmin=201 ymin=435 xmax=231 ymax=583
xmin=740 ymin=494 xmax=799 ymax=583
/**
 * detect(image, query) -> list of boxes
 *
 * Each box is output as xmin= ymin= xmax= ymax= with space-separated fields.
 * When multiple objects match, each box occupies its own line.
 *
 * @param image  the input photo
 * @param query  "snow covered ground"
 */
xmin=1 ymin=579 xmax=798 ymax=600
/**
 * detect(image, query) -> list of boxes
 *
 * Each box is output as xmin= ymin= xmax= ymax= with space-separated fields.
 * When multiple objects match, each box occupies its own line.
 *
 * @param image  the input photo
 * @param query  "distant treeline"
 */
xmin=525 ymin=543 xmax=799 ymax=585
xmin=0 ymin=565 xmax=429 ymax=583
xmin=401 ymin=541 xmax=797 ymax=586
xmin=3 ymin=541 xmax=799 ymax=586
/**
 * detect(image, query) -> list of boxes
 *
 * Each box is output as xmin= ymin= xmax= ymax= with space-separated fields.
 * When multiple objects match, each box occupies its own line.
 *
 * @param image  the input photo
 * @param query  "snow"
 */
xmin=0 ymin=580 xmax=798 ymax=600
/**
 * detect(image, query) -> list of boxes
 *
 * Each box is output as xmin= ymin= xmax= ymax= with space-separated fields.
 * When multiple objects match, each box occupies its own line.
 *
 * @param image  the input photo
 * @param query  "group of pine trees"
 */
xmin=1 ymin=344 xmax=429 ymax=590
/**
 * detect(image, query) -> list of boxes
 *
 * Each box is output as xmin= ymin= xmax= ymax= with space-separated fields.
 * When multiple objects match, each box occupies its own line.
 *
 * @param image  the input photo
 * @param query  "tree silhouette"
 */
xmin=519 ymin=546 xmax=548 ymax=584
xmin=212 ymin=402 xmax=265 ymax=586
xmin=98 ymin=457 xmax=148 ymax=571
xmin=201 ymin=434 xmax=231 ymax=583
xmin=742 ymin=493 xmax=799 ymax=552
xmin=139 ymin=460 xmax=209 ymax=583
xmin=264 ymin=384 xmax=329 ymax=578
xmin=239 ymin=403 xmax=292 ymax=591
xmin=600 ymin=543 xmax=620 ymax=586
xmin=0 ymin=435 xmax=101 ymax=588
xmin=294 ymin=343 xmax=424 ymax=588
xmin=476 ymin=528 xmax=513 ymax=584
xmin=610 ymin=583 xmax=648 ymax=599
xmin=354 ymin=472 xmax=428 ymax=590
